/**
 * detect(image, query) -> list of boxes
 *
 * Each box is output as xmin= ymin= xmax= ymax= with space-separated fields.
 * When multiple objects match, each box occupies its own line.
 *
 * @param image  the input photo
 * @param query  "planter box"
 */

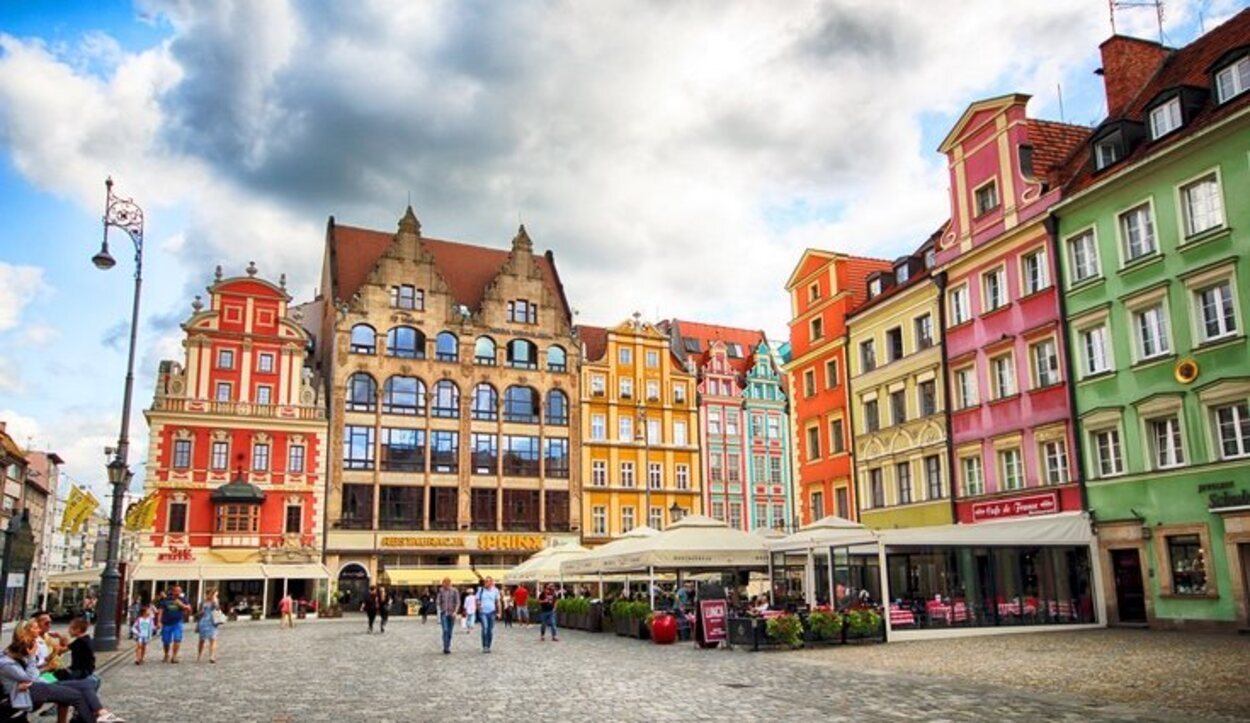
xmin=627 ymin=619 xmax=650 ymax=640
xmin=586 ymin=606 xmax=604 ymax=633
xmin=614 ymin=616 xmax=631 ymax=637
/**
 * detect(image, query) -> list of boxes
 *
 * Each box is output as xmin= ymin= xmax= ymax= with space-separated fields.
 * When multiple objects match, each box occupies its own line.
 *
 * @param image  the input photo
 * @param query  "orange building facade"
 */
xmin=784 ymin=251 xmax=891 ymax=525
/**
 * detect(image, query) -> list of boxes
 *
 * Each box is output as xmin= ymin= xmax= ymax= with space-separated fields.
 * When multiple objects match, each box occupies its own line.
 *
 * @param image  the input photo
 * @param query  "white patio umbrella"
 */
xmin=558 ymin=526 xmax=659 ymax=576
xmin=502 ymin=543 xmax=591 ymax=585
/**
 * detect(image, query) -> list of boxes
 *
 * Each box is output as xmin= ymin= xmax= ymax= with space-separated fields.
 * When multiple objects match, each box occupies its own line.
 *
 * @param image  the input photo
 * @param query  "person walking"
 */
xmin=501 ymin=588 xmax=514 ymax=629
xmin=476 ymin=577 xmax=501 ymax=653
xmin=279 ymin=593 xmax=295 ymax=629
xmin=376 ymin=586 xmax=390 ymax=634
xmin=158 ymin=585 xmax=193 ymax=663
xmin=462 ymin=587 xmax=477 ymax=634
xmin=513 ymin=584 xmax=530 ymax=626
xmin=195 ymin=589 xmax=221 ymax=664
xmin=435 ymin=578 xmax=460 ymax=655
xmin=419 ymin=591 xmax=431 ymax=624
xmin=538 ymin=584 xmax=559 ymax=642
xmin=362 ymin=585 xmax=379 ymax=634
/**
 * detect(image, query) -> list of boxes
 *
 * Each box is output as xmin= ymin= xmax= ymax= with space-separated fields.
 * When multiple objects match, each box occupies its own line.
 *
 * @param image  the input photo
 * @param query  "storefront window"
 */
xmin=884 ymin=545 xmax=1095 ymax=629
xmin=1166 ymin=535 xmax=1208 ymax=595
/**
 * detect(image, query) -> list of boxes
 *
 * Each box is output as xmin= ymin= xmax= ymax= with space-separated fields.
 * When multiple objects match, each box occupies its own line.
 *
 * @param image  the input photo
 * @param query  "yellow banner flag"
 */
xmin=59 ymin=486 xmax=86 ymax=533
xmin=125 ymin=493 xmax=160 ymax=532
xmin=74 ymin=491 xmax=101 ymax=534
xmin=140 ymin=493 xmax=159 ymax=529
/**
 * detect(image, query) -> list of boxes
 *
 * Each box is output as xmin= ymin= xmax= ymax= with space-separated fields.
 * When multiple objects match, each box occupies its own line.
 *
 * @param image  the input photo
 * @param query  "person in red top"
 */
xmin=513 ymin=585 xmax=530 ymax=625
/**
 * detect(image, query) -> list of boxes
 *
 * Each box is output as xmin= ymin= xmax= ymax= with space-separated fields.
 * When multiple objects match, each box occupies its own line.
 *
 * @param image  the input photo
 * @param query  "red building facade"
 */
xmin=784 ymin=251 xmax=892 ymax=524
xmin=138 ymin=266 xmax=328 ymax=614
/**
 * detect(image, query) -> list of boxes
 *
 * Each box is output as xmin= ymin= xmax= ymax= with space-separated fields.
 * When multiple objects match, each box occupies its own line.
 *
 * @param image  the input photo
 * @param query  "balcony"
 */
xmin=212 ymin=533 xmax=260 ymax=548
xmin=151 ymin=396 xmax=325 ymax=420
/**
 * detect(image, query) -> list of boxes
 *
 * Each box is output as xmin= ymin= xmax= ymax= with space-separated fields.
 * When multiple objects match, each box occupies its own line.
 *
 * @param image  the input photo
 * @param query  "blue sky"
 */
xmin=0 ymin=0 xmax=1236 ymax=496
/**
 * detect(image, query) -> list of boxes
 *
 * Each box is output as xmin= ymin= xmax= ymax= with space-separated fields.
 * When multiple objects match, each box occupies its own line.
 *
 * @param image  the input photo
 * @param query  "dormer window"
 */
xmin=1018 ymin=145 xmax=1035 ymax=178
xmin=868 ymin=278 xmax=882 ymax=298
xmin=1149 ymin=98 xmax=1182 ymax=140
xmin=924 ymin=249 xmax=935 ymax=269
xmin=974 ymin=180 xmax=999 ymax=217
xmin=895 ymin=264 xmax=910 ymax=284
xmin=1094 ymin=137 xmax=1122 ymax=170
xmin=1215 ymin=56 xmax=1250 ymax=103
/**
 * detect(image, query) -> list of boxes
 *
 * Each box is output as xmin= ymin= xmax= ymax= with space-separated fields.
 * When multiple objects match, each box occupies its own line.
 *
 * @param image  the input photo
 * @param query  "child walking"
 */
xmin=131 ymin=606 xmax=155 ymax=665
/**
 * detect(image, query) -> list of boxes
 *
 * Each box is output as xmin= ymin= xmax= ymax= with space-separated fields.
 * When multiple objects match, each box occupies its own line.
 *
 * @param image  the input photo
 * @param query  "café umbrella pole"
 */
xmin=648 ymin=566 xmax=655 ymax=610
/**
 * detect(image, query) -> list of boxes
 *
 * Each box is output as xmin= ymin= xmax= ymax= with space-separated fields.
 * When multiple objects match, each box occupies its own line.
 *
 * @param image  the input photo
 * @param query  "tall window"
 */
xmin=676 ymin=465 xmax=689 ymax=490
xmin=863 ymin=400 xmax=880 ymax=433
xmin=590 ymin=375 xmax=605 ymax=396
xmin=999 ymin=448 xmax=1023 ymax=490
xmin=545 ymin=389 xmax=569 ymax=426
xmin=810 ymin=491 xmax=824 ymax=519
xmin=430 ymin=431 xmax=458 ymax=472
xmin=257 ymin=353 xmax=275 ymax=373
xmin=974 ymin=179 xmax=999 ymax=216
xmin=954 ymin=367 xmax=977 ymax=409
xmin=383 ymin=376 xmax=425 ymax=416
xmin=1148 ymin=97 xmax=1182 ymax=139
xmin=285 ymin=504 xmax=302 ymax=534
xmin=620 ymin=462 xmax=635 ymax=488
xmin=618 ymin=416 xmax=633 ymax=442
xmin=590 ymin=414 xmax=606 ymax=441
xmin=725 ymin=408 xmax=740 ymax=436
xmin=673 ymin=384 xmax=686 ymax=404
xmin=346 ymin=373 xmax=377 ymax=411
xmin=924 ymin=455 xmax=942 ymax=499
xmin=769 ymin=456 xmax=782 ymax=483
xmin=649 ymin=507 xmax=664 ymax=531
xmin=471 ymin=383 xmax=498 ymax=421
xmin=288 ymin=444 xmax=306 ymax=474
xmin=168 ymin=500 xmax=188 ymax=533
xmin=919 ymin=380 xmax=937 ymax=417
xmin=503 ymin=386 xmax=540 ymax=423
xmin=432 ymin=380 xmax=460 ymax=418
xmin=1067 ymin=231 xmax=1100 ymax=283
xmin=914 ymin=315 xmax=933 ymax=350
xmin=592 ymin=506 xmax=607 ymax=536
xmin=707 ymin=408 xmax=721 ymax=435
xmin=829 ymin=419 xmax=844 ymax=454
xmin=474 ymin=336 xmax=497 ymax=365
xmin=1181 ymin=174 xmax=1224 ymax=237
xmin=619 ymin=377 xmax=633 ymax=399
xmin=216 ymin=348 xmax=235 ymax=369
xmin=1022 ymin=248 xmax=1049 ymax=295
xmin=343 ymin=426 xmax=375 ymax=470
xmin=591 ymin=460 xmax=607 ymax=487
xmin=1093 ymin=428 xmax=1124 ymax=476
xmin=545 ymin=438 xmax=570 ymax=478
xmin=949 ymin=285 xmax=970 ymax=325
xmin=860 ymin=340 xmax=876 ymax=372
xmin=990 ymin=354 xmax=1016 ymax=399
xmin=825 ymin=358 xmax=840 ymax=388
xmin=868 ymin=468 xmax=884 ymax=508
xmin=648 ymin=462 xmax=662 ymax=489
xmin=810 ymin=317 xmax=824 ymax=340
xmin=674 ymin=420 xmax=688 ymax=446
xmin=471 ymin=433 xmax=497 ymax=474
xmin=726 ymin=453 xmax=740 ymax=483
xmin=895 ymin=462 xmax=912 ymax=505
xmin=805 ymin=426 xmax=820 ymax=460
xmin=961 ymin=456 xmax=984 ymax=496
xmin=435 ymin=332 xmax=458 ymax=362
xmin=1167 ymin=534 xmax=1208 ymax=595
xmin=1215 ymin=402 xmax=1250 ymax=459
xmin=618 ymin=347 xmax=632 ymax=364
xmin=386 ymin=326 xmax=423 ymax=359
xmin=1149 ymin=416 xmax=1185 ymax=469
xmin=172 ymin=439 xmax=192 ymax=470
xmin=983 ymin=267 xmax=1006 ymax=311
xmin=1134 ymin=303 xmax=1171 ymax=360
xmin=508 ymin=299 xmax=538 ymax=324
xmin=1119 ymin=203 xmax=1156 ymax=261
xmin=886 ymin=327 xmax=904 ymax=362
xmin=341 ymin=485 xmax=374 ymax=528
xmin=210 ymin=441 xmax=229 ymax=471
xmin=381 ymin=428 xmax=424 ymax=472
xmin=889 ymin=390 xmax=906 ymax=426
xmin=255 ymin=386 xmax=272 ymax=405
xmin=645 ymin=350 xmax=659 ymax=368
xmin=1195 ymin=281 xmax=1238 ymax=342
xmin=547 ymin=345 xmax=567 ymax=372
xmin=708 ymin=455 xmax=722 ymax=483
xmin=1081 ymin=325 xmax=1112 ymax=376
xmin=1042 ymin=440 xmax=1068 ymax=485
xmin=803 ymin=369 xmax=816 ymax=397
xmin=251 ymin=443 xmax=270 ymax=471
xmin=1032 ymin=339 xmax=1060 ymax=388
xmin=215 ymin=382 xmax=232 ymax=402
xmin=350 ymin=324 xmax=376 ymax=354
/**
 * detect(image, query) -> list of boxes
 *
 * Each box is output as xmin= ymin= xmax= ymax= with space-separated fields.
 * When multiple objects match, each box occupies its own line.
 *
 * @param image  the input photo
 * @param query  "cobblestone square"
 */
xmin=99 ymin=619 xmax=1248 ymax=722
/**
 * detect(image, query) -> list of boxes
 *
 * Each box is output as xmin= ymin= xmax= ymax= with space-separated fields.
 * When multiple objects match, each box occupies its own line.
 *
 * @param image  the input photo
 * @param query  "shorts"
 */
xmin=135 ymin=634 xmax=151 ymax=645
xmin=160 ymin=622 xmax=184 ymax=646
xmin=516 ymin=607 xmax=530 ymax=621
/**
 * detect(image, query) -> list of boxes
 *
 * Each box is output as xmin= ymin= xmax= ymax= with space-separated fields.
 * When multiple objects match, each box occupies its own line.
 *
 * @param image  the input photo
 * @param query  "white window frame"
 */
xmin=1117 ymin=200 xmax=1158 ymax=263
xmin=619 ymin=377 xmax=633 ymax=399
xmin=1193 ymin=279 xmax=1239 ymax=344
xmin=1041 ymin=439 xmax=1069 ymax=485
xmin=954 ymin=365 xmax=978 ymax=410
xmin=590 ymin=414 xmax=606 ymax=441
xmin=617 ymin=416 xmax=633 ymax=442
xmin=674 ymin=420 xmax=688 ymax=446
xmin=675 ymin=464 xmax=690 ymax=490
xmin=1065 ymin=228 xmax=1101 ymax=285
xmin=1215 ymin=56 xmax=1250 ymax=103
xmin=1213 ymin=401 xmax=1250 ymax=460
xmin=257 ymin=352 xmax=275 ymax=373
xmin=1176 ymin=169 xmax=1226 ymax=239
xmin=1077 ymin=321 xmax=1113 ymax=378
xmin=645 ymin=350 xmax=659 ymax=368
xmin=982 ymin=265 xmax=1007 ymax=312
xmin=592 ymin=506 xmax=607 ymax=536
xmin=1146 ymin=414 xmax=1186 ymax=470
xmin=990 ymin=352 xmax=1016 ymax=399
xmin=973 ymin=177 xmax=1000 ymax=216
xmin=1149 ymin=97 xmax=1182 ymax=139
xmin=590 ymin=375 xmax=606 ymax=395
xmin=960 ymin=455 xmax=985 ymax=497
xmin=1030 ymin=337 xmax=1060 ymax=389
xmin=1020 ymin=246 xmax=1049 ymax=296
xmin=949 ymin=284 xmax=970 ymax=326
xmin=999 ymin=448 xmax=1024 ymax=491
xmin=620 ymin=461 xmax=635 ymax=488
xmin=1091 ymin=427 xmax=1125 ymax=478
xmin=1131 ymin=300 xmax=1172 ymax=362
xmin=591 ymin=460 xmax=607 ymax=487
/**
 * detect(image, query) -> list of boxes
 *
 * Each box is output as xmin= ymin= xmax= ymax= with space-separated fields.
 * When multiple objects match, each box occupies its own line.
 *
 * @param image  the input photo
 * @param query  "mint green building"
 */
xmin=1054 ymin=17 xmax=1250 ymax=630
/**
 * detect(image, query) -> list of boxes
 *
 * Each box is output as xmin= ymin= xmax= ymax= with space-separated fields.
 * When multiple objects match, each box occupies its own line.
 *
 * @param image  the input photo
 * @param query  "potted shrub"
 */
xmin=555 ymin=598 xmax=569 ymax=629
xmin=611 ymin=600 xmax=632 ymax=636
xmin=587 ymin=600 xmax=604 ymax=633
xmin=765 ymin=613 xmax=804 ymax=649
xmin=845 ymin=609 xmax=883 ymax=643
xmin=628 ymin=602 xmax=651 ymax=640
xmin=806 ymin=611 xmax=843 ymax=644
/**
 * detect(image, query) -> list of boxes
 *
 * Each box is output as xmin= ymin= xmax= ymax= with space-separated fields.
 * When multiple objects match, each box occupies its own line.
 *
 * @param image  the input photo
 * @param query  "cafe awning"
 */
xmin=264 ymin=563 xmax=330 ymax=580
xmin=47 ymin=568 xmax=104 ymax=586
xmin=502 ymin=543 xmax=590 ymax=584
xmin=385 ymin=568 xmax=510 ymax=587
xmin=129 ymin=563 xmax=201 ymax=581
xmin=769 ymin=515 xmax=879 ymax=553
xmin=878 ymin=511 xmax=1092 ymax=547
xmin=571 ymin=516 xmax=769 ymax=574
xmin=198 ymin=563 xmax=267 ymax=581
xmin=560 ymin=526 xmax=659 ymax=576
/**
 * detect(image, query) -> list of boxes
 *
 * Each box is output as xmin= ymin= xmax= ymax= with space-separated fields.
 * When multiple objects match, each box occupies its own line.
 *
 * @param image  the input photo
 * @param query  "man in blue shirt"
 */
xmin=476 ymin=577 xmax=502 ymax=653
xmin=158 ymin=585 xmax=193 ymax=663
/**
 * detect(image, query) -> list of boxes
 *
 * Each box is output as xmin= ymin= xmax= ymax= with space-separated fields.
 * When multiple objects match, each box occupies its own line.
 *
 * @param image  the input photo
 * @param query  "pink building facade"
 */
xmin=934 ymin=95 xmax=1088 ymax=525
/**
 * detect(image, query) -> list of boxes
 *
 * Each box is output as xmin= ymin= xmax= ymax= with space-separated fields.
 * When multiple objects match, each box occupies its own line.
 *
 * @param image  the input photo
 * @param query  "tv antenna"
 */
xmin=1109 ymin=0 xmax=1166 ymax=44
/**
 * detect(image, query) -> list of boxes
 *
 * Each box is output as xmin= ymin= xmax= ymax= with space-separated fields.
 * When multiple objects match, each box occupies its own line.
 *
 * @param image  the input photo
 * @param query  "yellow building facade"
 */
xmin=847 ymin=239 xmax=954 ymax=530
xmin=578 ymin=318 xmax=702 ymax=545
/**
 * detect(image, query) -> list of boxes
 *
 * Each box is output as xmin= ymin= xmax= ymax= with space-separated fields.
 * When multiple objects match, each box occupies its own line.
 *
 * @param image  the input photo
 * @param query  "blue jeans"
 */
xmin=479 ymin=610 xmax=496 ymax=649
xmin=539 ymin=610 xmax=558 ymax=638
xmin=440 ymin=613 xmax=455 ymax=652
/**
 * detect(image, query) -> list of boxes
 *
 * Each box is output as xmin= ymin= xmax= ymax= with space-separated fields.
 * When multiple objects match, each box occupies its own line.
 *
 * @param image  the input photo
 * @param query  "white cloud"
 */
xmin=0 ymin=357 xmax=23 ymax=396
xmin=0 ymin=262 xmax=49 ymax=331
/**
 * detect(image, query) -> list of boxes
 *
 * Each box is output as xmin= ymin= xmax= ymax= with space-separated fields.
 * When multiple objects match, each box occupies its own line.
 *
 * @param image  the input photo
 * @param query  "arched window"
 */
xmin=346 ymin=372 xmax=377 ymax=411
xmin=382 ymin=376 xmax=425 ymax=416
xmin=386 ymin=326 xmax=424 ymax=359
xmin=474 ymin=336 xmax=497 ymax=366
xmin=350 ymin=324 xmax=376 ymax=354
xmin=506 ymin=339 xmax=538 ymax=369
xmin=547 ymin=345 xmax=567 ymax=372
xmin=472 ymin=383 xmax=498 ymax=421
xmin=504 ymin=386 xmax=540 ymax=423
xmin=435 ymin=331 xmax=459 ymax=362
xmin=545 ymin=389 xmax=569 ymax=426
xmin=432 ymin=380 xmax=460 ymax=418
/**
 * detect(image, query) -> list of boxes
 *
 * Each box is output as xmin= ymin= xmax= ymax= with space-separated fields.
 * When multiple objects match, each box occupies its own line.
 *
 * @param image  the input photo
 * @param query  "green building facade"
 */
xmin=1054 ymin=21 xmax=1250 ymax=629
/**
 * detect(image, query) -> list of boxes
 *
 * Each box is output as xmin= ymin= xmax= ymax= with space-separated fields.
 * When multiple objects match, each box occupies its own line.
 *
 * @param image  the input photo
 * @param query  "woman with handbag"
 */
xmin=196 ymin=589 xmax=223 ymax=664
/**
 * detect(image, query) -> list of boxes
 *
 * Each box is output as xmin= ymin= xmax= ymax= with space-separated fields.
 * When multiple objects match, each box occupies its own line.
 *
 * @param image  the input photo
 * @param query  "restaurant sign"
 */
xmin=698 ymin=599 xmax=727 ymax=645
xmin=378 ymin=533 xmax=550 ymax=551
xmin=971 ymin=492 xmax=1057 ymax=522
xmin=1207 ymin=483 xmax=1250 ymax=512
xmin=156 ymin=545 xmax=195 ymax=562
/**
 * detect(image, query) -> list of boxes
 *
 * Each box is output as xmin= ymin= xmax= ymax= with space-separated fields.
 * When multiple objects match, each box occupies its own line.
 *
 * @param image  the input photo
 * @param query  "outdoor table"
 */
xmin=888 ymin=605 xmax=915 ymax=627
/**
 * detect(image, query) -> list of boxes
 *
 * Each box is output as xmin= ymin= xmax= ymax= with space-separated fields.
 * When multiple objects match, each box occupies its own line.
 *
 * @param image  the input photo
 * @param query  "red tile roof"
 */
xmin=1025 ymin=120 xmax=1092 ymax=186
xmin=839 ymin=256 xmax=895 ymax=309
xmin=1062 ymin=9 xmax=1250 ymax=194
xmin=666 ymin=320 xmax=767 ymax=377
xmin=848 ymin=221 xmax=949 ymax=318
xmin=575 ymin=325 xmax=609 ymax=362
xmin=328 ymin=219 xmax=571 ymax=319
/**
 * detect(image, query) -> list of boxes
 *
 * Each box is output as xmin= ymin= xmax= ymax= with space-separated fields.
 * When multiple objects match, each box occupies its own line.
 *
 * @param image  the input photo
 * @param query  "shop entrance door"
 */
xmin=1111 ymin=549 xmax=1147 ymax=624
xmin=1240 ymin=544 xmax=1250 ymax=626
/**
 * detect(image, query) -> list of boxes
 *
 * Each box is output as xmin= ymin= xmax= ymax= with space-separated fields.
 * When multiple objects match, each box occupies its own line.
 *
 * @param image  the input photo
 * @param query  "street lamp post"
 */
xmin=92 ymin=177 xmax=145 ymax=652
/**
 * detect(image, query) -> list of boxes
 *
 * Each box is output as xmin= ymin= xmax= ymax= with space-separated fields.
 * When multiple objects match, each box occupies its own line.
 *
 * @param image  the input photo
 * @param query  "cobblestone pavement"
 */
xmin=100 ymin=619 xmax=1245 ymax=723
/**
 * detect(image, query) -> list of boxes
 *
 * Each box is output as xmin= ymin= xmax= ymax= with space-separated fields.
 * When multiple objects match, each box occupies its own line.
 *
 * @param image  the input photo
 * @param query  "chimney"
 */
xmin=1098 ymin=35 xmax=1170 ymax=117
